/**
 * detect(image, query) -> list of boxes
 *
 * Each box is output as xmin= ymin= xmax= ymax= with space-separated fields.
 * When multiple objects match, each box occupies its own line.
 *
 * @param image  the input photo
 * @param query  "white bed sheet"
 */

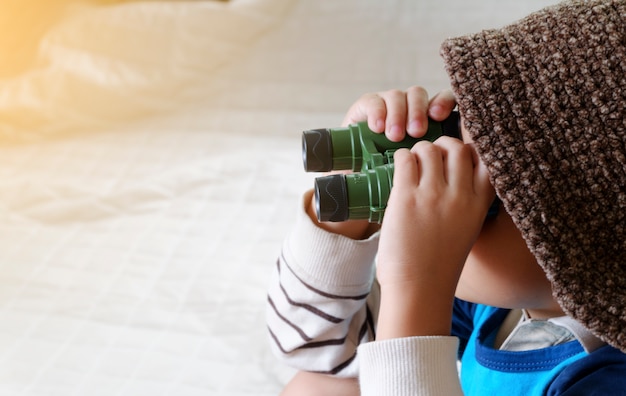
xmin=0 ymin=0 xmax=558 ymax=394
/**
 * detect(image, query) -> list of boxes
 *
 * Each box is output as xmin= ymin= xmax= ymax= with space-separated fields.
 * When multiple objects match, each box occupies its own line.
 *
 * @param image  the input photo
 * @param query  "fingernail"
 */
xmin=375 ymin=119 xmax=385 ymax=132
xmin=408 ymin=121 xmax=419 ymax=134
xmin=389 ymin=125 xmax=402 ymax=139
xmin=430 ymin=105 xmax=443 ymax=118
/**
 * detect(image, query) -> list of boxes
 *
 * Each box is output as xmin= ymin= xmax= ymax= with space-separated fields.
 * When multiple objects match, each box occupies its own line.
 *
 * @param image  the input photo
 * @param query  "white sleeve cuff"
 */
xmin=284 ymin=190 xmax=380 ymax=295
xmin=358 ymin=336 xmax=463 ymax=396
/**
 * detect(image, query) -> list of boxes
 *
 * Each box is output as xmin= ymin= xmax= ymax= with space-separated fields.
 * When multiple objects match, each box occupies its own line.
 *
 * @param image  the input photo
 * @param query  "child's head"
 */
xmin=441 ymin=0 xmax=626 ymax=351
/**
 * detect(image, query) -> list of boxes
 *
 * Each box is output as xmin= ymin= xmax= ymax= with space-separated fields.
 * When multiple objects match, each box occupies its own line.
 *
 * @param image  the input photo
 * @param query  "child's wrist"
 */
xmin=376 ymin=284 xmax=454 ymax=339
xmin=305 ymin=191 xmax=378 ymax=240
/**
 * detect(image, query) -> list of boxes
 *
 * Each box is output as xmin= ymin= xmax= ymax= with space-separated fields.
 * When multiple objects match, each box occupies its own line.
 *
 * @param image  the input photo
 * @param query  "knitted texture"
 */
xmin=441 ymin=0 xmax=626 ymax=352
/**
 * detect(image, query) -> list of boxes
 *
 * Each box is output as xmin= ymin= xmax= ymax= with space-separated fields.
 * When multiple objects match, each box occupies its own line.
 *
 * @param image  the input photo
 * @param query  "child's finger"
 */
xmin=410 ymin=141 xmax=445 ymax=189
xmin=392 ymin=148 xmax=419 ymax=189
xmin=380 ymin=89 xmax=409 ymax=142
xmin=342 ymin=93 xmax=386 ymax=131
xmin=428 ymin=89 xmax=457 ymax=121
xmin=435 ymin=137 xmax=496 ymax=213
xmin=406 ymin=86 xmax=430 ymax=138
xmin=434 ymin=136 xmax=474 ymax=190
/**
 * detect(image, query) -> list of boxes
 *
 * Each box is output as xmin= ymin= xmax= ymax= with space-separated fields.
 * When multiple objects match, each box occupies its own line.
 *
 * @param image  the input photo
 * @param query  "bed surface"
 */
xmin=0 ymin=0 xmax=558 ymax=394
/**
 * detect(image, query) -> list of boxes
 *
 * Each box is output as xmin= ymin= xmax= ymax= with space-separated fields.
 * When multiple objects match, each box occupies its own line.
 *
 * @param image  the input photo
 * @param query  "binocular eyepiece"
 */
xmin=302 ymin=112 xmax=493 ymax=223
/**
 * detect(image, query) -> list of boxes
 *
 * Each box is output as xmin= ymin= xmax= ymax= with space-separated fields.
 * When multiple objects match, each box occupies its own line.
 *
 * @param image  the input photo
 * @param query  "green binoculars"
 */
xmin=302 ymin=111 xmax=499 ymax=223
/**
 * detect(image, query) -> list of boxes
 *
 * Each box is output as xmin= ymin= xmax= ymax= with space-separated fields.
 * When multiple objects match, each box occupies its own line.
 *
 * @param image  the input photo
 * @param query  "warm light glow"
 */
xmin=0 ymin=0 xmax=291 ymax=140
xmin=0 ymin=1 xmax=125 ymax=78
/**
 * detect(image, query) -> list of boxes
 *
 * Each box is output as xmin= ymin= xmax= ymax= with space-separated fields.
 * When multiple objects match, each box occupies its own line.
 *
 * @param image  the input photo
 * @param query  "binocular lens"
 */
xmin=302 ymin=128 xmax=333 ymax=172
xmin=314 ymin=174 xmax=349 ymax=222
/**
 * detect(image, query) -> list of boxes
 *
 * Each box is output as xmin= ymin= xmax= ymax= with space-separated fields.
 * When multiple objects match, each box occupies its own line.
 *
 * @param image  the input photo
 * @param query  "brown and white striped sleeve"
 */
xmin=266 ymin=191 xmax=380 ymax=378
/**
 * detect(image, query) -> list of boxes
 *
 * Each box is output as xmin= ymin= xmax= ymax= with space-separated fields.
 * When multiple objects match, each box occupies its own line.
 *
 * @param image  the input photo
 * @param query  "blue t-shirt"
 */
xmin=452 ymin=299 xmax=626 ymax=395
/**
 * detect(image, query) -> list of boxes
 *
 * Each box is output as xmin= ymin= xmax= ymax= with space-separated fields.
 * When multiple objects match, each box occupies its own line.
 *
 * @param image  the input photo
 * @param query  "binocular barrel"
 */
xmin=302 ymin=112 xmax=461 ymax=173
xmin=314 ymin=166 xmax=394 ymax=223
xmin=314 ymin=170 xmax=500 ymax=223
xmin=302 ymin=112 xmax=464 ymax=223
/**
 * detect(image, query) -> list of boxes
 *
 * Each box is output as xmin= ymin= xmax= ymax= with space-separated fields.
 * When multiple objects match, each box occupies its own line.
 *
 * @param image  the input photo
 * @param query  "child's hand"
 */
xmin=342 ymin=87 xmax=457 ymax=141
xmin=375 ymin=137 xmax=495 ymax=339
xmin=309 ymin=87 xmax=456 ymax=240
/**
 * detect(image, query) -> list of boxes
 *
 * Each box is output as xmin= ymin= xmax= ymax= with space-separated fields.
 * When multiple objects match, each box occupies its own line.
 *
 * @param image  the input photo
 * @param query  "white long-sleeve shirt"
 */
xmin=266 ymin=191 xmax=463 ymax=395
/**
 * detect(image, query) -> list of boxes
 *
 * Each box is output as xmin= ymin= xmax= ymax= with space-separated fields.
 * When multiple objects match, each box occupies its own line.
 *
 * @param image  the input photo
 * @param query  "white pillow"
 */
xmin=0 ymin=0 xmax=292 ymax=141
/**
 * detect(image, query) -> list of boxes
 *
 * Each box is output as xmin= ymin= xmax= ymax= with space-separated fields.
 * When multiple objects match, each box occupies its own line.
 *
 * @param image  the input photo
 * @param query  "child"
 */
xmin=267 ymin=0 xmax=626 ymax=394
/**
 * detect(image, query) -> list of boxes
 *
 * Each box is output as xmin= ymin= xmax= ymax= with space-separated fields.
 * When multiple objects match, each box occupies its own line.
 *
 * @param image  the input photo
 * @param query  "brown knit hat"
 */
xmin=440 ymin=0 xmax=626 ymax=352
